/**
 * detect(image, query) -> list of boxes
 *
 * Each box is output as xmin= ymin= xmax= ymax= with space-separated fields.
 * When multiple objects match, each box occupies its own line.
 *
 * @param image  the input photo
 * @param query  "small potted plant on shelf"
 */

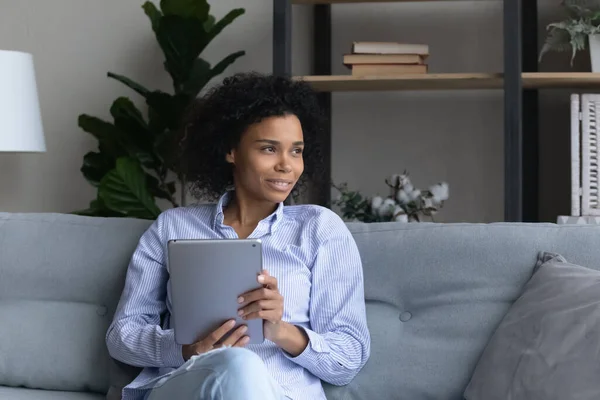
xmin=539 ymin=0 xmax=600 ymax=70
xmin=332 ymin=171 xmax=449 ymax=223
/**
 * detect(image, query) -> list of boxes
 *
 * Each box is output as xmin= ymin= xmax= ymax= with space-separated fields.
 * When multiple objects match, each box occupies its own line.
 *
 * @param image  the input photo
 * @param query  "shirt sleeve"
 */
xmin=283 ymin=210 xmax=371 ymax=386
xmin=105 ymin=213 xmax=185 ymax=369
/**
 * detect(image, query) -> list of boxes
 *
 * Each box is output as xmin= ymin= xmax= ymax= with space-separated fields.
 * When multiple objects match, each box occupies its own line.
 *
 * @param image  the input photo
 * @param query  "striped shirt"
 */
xmin=106 ymin=191 xmax=371 ymax=400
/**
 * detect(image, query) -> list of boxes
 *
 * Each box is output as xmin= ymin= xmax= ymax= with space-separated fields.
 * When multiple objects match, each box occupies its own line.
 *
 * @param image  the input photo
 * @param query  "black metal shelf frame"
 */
xmin=273 ymin=0 xmax=539 ymax=222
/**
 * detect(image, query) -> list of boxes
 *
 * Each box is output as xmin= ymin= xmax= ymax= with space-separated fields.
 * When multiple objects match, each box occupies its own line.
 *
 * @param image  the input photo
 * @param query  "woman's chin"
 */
xmin=267 ymin=191 xmax=291 ymax=204
xmin=263 ymin=185 xmax=294 ymax=203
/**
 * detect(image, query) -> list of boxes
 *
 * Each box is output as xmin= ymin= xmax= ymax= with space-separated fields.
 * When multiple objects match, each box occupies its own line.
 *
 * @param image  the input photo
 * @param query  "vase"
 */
xmin=589 ymin=34 xmax=600 ymax=72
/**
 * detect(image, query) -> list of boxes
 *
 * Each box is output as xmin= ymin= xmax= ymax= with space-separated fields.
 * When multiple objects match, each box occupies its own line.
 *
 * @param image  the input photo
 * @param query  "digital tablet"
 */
xmin=167 ymin=238 xmax=265 ymax=346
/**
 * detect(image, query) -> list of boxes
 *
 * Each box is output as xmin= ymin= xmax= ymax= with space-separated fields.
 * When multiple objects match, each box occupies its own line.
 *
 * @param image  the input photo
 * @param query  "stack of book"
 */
xmin=344 ymin=41 xmax=429 ymax=77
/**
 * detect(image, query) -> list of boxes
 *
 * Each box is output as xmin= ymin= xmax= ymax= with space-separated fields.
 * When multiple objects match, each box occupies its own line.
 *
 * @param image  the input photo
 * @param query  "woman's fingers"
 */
xmin=258 ymin=270 xmax=278 ymax=290
xmin=234 ymin=336 xmax=250 ymax=347
xmin=238 ymin=299 xmax=280 ymax=319
xmin=222 ymin=325 xmax=248 ymax=347
xmin=242 ymin=309 xmax=281 ymax=322
xmin=237 ymin=287 xmax=278 ymax=306
xmin=201 ymin=319 xmax=236 ymax=347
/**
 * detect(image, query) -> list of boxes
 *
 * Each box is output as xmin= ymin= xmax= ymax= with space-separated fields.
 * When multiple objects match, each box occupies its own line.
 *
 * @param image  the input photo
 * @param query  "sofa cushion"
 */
xmin=323 ymin=222 xmax=600 ymax=400
xmin=0 ymin=213 xmax=150 ymax=394
xmin=463 ymin=252 xmax=600 ymax=400
xmin=0 ymin=300 xmax=110 ymax=393
xmin=0 ymin=386 xmax=104 ymax=400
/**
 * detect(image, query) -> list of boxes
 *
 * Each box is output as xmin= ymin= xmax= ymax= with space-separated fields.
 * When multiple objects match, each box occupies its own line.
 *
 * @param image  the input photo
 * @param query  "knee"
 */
xmin=214 ymin=347 xmax=263 ymax=369
xmin=190 ymin=348 xmax=280 ymax=399
xmin=210 ymin=347 xmax=267 ymax=380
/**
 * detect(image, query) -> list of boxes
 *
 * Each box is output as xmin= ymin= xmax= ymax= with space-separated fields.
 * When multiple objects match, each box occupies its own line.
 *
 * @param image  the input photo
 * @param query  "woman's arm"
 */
xmin=282 ymin=210 xmax=371 ymax=386
xmin=105 ymin=213 xmax=185 ymax=369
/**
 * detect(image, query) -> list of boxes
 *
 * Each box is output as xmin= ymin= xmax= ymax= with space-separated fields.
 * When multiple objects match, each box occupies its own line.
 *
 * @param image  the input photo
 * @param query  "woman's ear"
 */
xmin=225 ymin=151 xmax=235 ymax=164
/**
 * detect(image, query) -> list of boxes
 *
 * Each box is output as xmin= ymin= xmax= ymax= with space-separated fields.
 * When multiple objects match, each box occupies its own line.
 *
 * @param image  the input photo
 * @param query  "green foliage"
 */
xmin=332 ymin=182 xmax=382 ymax=223
xmin=539 ymin=0 xmax=600 ymax=65
xmin=332 ymin=172 xmax=449 ymax=223
xmin=73 ymin=0 xmax=245 ymax=219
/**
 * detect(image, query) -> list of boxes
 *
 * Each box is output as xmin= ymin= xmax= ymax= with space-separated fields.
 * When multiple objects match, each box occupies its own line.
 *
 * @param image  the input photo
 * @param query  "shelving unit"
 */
xmin=273 ymin=0 xmax=600 ymax=222
xmin=296 ymin=73 xmax=600 ymax=91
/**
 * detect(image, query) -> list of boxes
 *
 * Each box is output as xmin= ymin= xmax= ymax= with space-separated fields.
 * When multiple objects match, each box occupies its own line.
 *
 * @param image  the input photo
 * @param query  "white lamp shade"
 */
xmin=0 ymin=50 xmax=46 ymax=152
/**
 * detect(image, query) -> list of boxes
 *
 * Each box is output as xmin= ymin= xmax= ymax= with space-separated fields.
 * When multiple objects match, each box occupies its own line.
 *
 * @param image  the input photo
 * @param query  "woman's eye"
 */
xmin=293 ymin=148 xmax=304 ymax=155
xmin=262 ymin=146 xmax=275 ymax=153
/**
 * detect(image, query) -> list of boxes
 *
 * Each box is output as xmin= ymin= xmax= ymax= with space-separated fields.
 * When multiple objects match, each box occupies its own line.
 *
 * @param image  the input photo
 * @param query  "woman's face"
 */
xmin=226 ymin=114 xmax=305 ymax=204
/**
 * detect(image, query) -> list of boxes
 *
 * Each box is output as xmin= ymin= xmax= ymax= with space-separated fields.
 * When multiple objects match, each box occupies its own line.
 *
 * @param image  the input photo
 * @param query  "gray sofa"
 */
xmin=2 ymin=212 xmax=599 ymax=399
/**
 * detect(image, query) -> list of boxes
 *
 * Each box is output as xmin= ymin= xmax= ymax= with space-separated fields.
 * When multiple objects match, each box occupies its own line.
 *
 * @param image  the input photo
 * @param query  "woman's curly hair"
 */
xmin=179 ymin=72 xmax=325 ymax=201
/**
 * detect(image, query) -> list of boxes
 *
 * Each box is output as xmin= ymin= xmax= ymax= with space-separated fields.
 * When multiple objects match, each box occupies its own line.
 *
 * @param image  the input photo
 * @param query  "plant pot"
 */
xmin=589 ymin=34 xmax=600 ymax=72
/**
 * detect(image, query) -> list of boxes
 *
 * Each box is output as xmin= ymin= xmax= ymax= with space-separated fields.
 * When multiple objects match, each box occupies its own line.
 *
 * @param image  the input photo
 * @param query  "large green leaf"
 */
xmin=156 ymin=16 xmax=206 ymax=85
xmin=181 ymin=51 xmax=244 ymax=96
xmin=78 ymin=115 xmax=127 ymax=158
xmin=180 ymin=58 xmax=210 ymax=96
xmin=146 ymin=91 xmax=190 ymax=129
xmin=147 ymin=173 xmax=177 ymax=201
xmin=109 ymin=97 xmax=159 ymax=169
xmin=155 ymin=8 xmax=244 ymax=88
xmin=142 ymin=1 xmax=162 ymax=32
xmin=211 ymin=51 xmax=245 ymax=77
xmin=81 ymin=151 xmax=115 ymax=187
xmin=203 ymin=15 xmax=215 ymax=32
xmin=107 ymin=72 xmax=151 ymax=99
xmin=160 ymin=0 xmax=209 ymax=20
xmin=203 ymin=9 xmax=244 ymax=49
xmin=153 ymin=127 xmax=182 ymax=170
xmin=110 ymin=97 xmax=148 ymax=132
xmin=99 ymin=157 xmax=162 ymax=219
xmin=148 ymin=106 xmax=167 ymax=135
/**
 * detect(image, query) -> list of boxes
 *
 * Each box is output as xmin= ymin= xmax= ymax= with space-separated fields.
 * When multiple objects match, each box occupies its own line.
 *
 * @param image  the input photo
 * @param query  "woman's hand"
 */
xmin=237 ymin=270 xmax=284 ymax=341
xmin=181 ymin=319 xmax=249 ymax=361
xmin=238 ymin=270 xmax=309 ymax=356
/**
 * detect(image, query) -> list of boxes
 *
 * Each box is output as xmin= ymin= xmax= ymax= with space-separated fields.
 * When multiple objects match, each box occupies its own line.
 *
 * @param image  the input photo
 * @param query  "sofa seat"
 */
xmin=0 ymin=386 xmax=104 ymax=399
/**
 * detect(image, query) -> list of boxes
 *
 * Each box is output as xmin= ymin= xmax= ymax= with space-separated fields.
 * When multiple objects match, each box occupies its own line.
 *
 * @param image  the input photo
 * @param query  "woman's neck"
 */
xmin=223 ymin=191 xmax=278 ymax=229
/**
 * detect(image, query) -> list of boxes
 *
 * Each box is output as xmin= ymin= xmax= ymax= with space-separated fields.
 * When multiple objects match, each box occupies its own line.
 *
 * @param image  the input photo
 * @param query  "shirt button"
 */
xmin=399 ymin=311 xmax=412 ymax=322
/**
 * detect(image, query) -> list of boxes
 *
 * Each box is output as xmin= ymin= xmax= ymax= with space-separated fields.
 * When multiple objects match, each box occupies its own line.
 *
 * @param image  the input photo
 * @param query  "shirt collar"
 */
xmin=212 ymin=190 xmax=285 ymax=235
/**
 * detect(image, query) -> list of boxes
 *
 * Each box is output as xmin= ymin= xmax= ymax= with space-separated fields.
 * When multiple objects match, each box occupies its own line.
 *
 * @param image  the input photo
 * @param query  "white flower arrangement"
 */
xmin=332 ymin=171 xmax=449 ymax=223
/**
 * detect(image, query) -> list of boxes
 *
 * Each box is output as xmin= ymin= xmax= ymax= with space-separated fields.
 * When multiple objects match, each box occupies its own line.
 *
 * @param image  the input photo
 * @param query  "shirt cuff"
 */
xmin=159 ymin=329 xmax=185 ymax=368
xmin=283 ymin=325 xmax=330 ymax=368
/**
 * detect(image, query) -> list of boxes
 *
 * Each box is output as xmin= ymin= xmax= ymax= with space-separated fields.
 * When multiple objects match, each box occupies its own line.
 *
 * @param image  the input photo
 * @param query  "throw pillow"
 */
xmin=464 ymin=251 xmax=600 ymax=400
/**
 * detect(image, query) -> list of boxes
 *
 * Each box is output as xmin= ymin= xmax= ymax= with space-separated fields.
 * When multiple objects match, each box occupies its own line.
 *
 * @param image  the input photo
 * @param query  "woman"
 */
xmin=106 ymin=72 xmax=371 ymax=400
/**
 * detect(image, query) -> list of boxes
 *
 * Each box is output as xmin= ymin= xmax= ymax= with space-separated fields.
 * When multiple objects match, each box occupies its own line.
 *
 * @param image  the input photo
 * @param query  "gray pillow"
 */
xmin=464 ymin=251 xmax=600 ymax=400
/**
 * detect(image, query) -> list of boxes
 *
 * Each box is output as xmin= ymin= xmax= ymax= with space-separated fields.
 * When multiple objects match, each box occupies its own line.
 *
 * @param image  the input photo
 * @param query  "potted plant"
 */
xmin=73 ymin=0 xmax=245 ymax=219
xmin=332 ymin=172 xmax=449 ymax=223
xmin=539 ymin=0 xmax=600 ymax=70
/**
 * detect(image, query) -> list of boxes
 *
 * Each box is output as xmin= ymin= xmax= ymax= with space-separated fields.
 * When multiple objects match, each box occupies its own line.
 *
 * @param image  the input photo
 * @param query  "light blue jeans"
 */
xmin=145 ymin=347 xmax=287 ymax=400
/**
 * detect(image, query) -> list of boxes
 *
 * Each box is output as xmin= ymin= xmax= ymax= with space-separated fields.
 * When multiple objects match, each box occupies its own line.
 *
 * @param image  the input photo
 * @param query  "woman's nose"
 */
xmin=276 ymin=155 xmax=292 ymax=173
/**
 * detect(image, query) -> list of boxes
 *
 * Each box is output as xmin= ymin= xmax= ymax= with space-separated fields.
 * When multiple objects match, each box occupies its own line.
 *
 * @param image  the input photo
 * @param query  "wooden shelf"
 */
xmin=292 ymin=0 xmax=489 ymax=3
xmin=294 ymin=73 xmax=600 ymax=91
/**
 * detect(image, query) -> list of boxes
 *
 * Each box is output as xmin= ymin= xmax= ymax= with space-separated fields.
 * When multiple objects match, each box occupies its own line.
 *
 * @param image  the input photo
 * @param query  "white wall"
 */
xmin=0 ymin=0 xmax=311 ymax=213
xmin=0 ymin=0 xmax=580 ymax=223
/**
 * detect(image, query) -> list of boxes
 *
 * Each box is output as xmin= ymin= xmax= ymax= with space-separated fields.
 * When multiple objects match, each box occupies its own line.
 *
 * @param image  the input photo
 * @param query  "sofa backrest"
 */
xmin=0 ymin=213 xmax=151 ymax=394
xmin=323 ymin=221 xmax=600 ymax=400
xmin=4 ymin=212 xmax=600 ymax=399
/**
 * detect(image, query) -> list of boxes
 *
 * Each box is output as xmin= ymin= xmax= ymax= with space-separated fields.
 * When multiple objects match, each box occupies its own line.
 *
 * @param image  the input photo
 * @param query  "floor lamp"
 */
xmin=0 ymin=49 xmax=46 ymax=153
xmin=0 ymin=50 xmax=46 ymax=211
